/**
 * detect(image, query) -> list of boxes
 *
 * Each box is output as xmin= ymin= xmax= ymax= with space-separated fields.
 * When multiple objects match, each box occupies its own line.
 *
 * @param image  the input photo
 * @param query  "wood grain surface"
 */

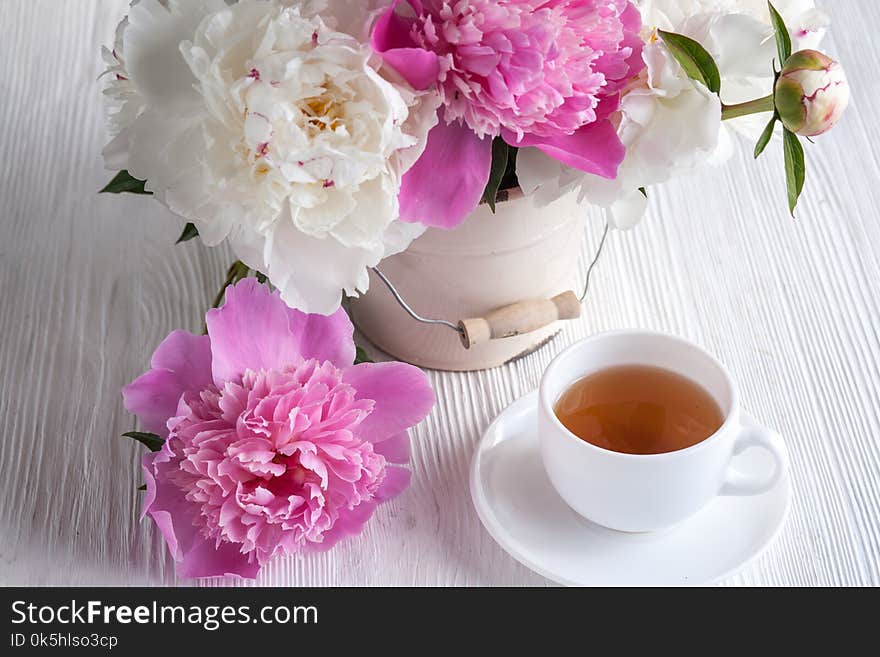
xmin=0 ymin=0 xmax=877 ymax=586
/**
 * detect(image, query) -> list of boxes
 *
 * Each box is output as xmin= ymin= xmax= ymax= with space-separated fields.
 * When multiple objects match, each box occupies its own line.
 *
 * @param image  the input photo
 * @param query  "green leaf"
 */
xmin=255 ymin=271 xmax=268 ymax=284
xmin=499 ymin=146 xmax=519 ymax=192
xmin=783 ymin=129 xmax=805 ymax=216
xmin=657 ymin=30 xmax=721 ymax=94
xmin=175 ymin=223 xmax=199 ymax=244
xmin=638 ymin=187 xmax=647 ymax=198
xmin=767 ymin=2 xmax=792 ymax=65
xmin=122 ymin=431 xmax=164 ymax=452
xmin=354 ymin=345 xmax=374 ymax=365
xmin=481 ymin=138 xmax=510 ymax=212
xmin=100 ymin=170 xmax=151 ymax=195
xmin=754 ymin=115 xmax=778 ymax=159
xmin=137 ymin=484 xmax=147 ymax=491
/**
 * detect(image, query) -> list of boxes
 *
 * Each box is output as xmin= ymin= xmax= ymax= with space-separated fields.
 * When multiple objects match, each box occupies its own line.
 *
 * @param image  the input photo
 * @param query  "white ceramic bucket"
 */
xmin=349 ymin=190 xmax=588 ymax=371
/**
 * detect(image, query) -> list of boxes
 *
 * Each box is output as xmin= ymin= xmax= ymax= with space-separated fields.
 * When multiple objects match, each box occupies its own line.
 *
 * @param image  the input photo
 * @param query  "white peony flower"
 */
xmin=518 ymin=0 xmax=829 ymax=229
xmin=103 ymin=0 xmax=438 ymax=314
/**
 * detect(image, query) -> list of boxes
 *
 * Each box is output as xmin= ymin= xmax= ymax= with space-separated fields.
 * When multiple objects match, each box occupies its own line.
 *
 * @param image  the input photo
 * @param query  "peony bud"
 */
xmin=775 ymin=50 xmax=850 ymax=137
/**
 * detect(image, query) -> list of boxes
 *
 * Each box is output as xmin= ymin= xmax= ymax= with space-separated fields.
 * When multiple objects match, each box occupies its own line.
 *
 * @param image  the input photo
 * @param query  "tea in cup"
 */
xmin=539 ymin=331 xmax=789 ymax=533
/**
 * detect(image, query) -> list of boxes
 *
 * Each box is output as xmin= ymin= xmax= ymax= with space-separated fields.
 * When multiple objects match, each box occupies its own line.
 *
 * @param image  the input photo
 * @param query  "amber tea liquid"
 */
xmin=554 ymin=365 xmax=724 ymax=455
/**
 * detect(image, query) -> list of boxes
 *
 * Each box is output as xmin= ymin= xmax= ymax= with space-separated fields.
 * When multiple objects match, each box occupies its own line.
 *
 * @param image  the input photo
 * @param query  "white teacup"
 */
xmin=538 ymin=331 xmax=789 ymax=533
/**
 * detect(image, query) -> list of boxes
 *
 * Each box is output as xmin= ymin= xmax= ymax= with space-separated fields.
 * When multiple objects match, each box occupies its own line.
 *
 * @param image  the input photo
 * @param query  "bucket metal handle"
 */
xmin=370 ymin=221 xmax=610 ymax=350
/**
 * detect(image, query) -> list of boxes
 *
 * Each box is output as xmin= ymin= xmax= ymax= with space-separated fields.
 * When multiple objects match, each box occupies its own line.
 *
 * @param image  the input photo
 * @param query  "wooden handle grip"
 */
xmin=458 ymin=291 xmax=581 ymax=349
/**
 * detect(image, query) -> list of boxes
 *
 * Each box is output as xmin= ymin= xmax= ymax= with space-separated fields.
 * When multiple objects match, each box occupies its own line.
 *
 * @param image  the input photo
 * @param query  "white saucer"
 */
xmin=470 ymin=391 xmax=792 ymax=586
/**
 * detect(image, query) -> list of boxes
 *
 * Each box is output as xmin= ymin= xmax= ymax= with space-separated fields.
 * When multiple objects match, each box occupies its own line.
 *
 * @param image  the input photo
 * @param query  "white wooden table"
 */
xmin=1 ymin=0 xmax=878 ymax=587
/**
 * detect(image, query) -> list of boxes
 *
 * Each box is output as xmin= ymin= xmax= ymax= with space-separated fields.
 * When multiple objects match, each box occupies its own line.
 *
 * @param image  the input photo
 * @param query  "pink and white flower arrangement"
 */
xmin=123 ymin=279 xmax=434 ymax=578
xmin=101 ymin=0 xmax=649 ymax=313
xmin=102 ymin=1 xmax=850 ymax=316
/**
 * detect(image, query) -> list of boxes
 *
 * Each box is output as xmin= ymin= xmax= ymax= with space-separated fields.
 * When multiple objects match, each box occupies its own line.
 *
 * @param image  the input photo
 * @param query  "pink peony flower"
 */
xmin=372 ymin=0 xmax=644 ymax=228
xmin=413 ymin=0 xmax=641 ymax=140
xmin=123 ymin=279 xmax=434 ymax=578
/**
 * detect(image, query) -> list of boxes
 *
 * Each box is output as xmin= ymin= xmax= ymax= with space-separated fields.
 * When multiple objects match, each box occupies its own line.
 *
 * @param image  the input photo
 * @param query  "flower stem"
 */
xmin=721 ymin=95 xmax=775 ymax=121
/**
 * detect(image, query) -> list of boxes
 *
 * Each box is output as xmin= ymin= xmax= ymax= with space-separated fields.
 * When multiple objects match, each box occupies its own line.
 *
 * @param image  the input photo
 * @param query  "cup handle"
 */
xmin=719 ymin=425 xmax=789 ymax=497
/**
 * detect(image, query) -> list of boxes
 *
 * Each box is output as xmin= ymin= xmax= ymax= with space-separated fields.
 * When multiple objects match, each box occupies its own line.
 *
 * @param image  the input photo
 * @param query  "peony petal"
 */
xmin=376 ymin=465 xmax=412 ymax=501
xmin=256 ymin=211 xmax=386 ymax=316
xmin=379 ymin=48 xmax=443 ymax=91
xmin=594 ymin=93 xmax=623 ymax=123
xmin=123 ymin=0 xmax=226 ymax=113
xmin=149 ymin=330 xmax=212 ymax=382
xmin=372 ymin=3 xmax=441 ymax=90
xmin=101 ymin=132 xmax=130 ymax=172
xmin=381 ymin=218 xmax=427 ymax=258
xmin=373 ymin=432 xmax=411 ymax=464
xmin=142 ymin=450 xmax=258 ymax=579
xmin=316 ymin=0 xmax=393 ymax=40
xmin=307 ymin=500 xmax=378 ymax=553
xmin=206 ymin=279 xmax=355 ymax=386
xmin=515 ymin=146 xmax=574 ymax=205
xmin=503 ymin=120 xmax=625 ymax=180
xmin=606 ymin=189 xmax=649 ymax=230
xmin=123 ymin=110 xmax=230 ymax=243
xmin=123 ymin=330 xmax=212 ymax=436
xmin=706 ymin=13 xmax=776 ymax=80
xmin=620 ymin=2 xmax=646 ymax=85
xmin=370 ymin=0 xmax=413 ymax=48
xmin=177 ymin=535 xmax=260 ymax=579
xmin=399 ymin=116 xmax=492 ymax=228
xmin=285 ymin=306 xmax=356 ymax=371
xmin=342 ymin=362 xmax=435 ymax=443
xmin=123 ymin=371 xmax=186 ymax=438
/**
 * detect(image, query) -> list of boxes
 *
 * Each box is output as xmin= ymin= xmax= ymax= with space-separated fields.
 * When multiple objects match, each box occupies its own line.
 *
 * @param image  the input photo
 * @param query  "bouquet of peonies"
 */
xmin=102 ymin=0 xmax=848 ymax=578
